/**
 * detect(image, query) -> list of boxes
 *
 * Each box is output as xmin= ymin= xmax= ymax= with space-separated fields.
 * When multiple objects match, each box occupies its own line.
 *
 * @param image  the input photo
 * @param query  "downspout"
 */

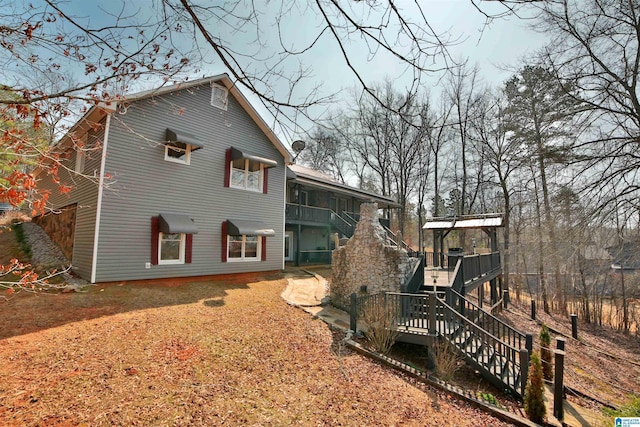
xmin=282 ymin=163 xmax=287 ymax=270
xmin=90 ymin=111 xmax=112 ymax=283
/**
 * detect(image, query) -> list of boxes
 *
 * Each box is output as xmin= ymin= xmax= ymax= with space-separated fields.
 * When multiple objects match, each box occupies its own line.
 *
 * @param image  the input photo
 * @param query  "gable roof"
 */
xmin=119 ymin=74 xmax=292 ymax=162
xmin=287 ymin=164 xmax=400 ymax=208
xmin=40 ymin=74 xmax=292 ymax=172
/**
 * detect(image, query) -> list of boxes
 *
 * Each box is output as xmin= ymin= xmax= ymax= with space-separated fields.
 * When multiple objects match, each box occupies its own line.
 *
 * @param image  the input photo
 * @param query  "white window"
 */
xmin=165 ymin=143 xmax=192 ymax=165
xmin=230 ymin=158 xmax=263 ymax=192
xmin=158 ymin=232 xmax=185 ymax=264
xmin=75 ymin=134 xmax=87 ymax=173
xmin=227 ymin=235 xmax=260 ymax=261
xmin=211 ymin=84 xmax=228 ymax=110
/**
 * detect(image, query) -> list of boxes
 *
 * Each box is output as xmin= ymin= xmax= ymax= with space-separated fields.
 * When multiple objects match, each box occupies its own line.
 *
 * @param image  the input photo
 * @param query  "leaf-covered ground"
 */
xmin=498 ymin=297 xmax=640 ymax=418
xmin=0 ymin=269 xmax=516 ymax=426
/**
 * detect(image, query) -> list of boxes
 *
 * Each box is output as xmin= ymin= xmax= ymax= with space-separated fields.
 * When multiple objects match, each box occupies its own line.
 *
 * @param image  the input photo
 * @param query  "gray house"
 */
xmin=34 ymin=75 xmax=291 ymax=283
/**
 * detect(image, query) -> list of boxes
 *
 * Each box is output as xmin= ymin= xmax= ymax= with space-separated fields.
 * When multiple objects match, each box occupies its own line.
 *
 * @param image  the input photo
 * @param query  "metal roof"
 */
xmin=422 ymin=215 xmax=504 ymax=230
xmin=287 ymin=164 xmax=400 ymax=208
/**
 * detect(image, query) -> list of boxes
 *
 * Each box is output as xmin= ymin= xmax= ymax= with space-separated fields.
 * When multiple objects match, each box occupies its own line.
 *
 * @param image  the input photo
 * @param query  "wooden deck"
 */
xmin=423 ymin=268 xmax=454 ymax=287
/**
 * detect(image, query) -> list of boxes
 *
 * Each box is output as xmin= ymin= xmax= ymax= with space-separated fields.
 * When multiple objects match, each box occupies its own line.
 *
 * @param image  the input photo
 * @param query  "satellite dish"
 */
xmin=291 ymin=140 xmax=306 ymax=154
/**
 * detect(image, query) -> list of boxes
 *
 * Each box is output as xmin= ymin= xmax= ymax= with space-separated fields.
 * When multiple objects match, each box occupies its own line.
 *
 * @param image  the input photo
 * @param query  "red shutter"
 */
xmin=262 ymin=167 xmax=268 ymax=194
xmin=221 ymin=221 xmax=228 ymax=262
xmin=185 ymin=234 xmax=193 ymax=264
xmin=151 ymin=216 xmax=159 ymax=265
xmin=224 ymin=148 xmax=231 ymax=187
xmin=261 ymin=236 xmax=267 ymax=261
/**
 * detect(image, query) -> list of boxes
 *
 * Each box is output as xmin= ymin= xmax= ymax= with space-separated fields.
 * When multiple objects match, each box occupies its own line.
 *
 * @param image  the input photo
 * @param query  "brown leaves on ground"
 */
xmin=0 ymin=276 xmax=515 ymax=426
xmin=500 ymin=299 xmax=640 ymax=409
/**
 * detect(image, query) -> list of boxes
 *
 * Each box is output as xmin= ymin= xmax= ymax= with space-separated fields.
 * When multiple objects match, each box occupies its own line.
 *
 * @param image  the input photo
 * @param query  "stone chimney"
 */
xmin=330 ymin=202 xmax=414 ymax=308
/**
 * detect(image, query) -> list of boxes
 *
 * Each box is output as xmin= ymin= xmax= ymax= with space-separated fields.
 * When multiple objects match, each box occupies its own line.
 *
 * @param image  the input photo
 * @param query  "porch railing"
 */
xmin=298 ymin=249 xmax=332 ymax=264
xmin=285 ymin=203 xmax=331 ymax=223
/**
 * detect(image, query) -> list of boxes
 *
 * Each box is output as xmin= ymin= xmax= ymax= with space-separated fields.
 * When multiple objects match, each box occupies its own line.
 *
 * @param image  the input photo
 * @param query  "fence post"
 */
xmin=525 ymin=333 xmax=533 ymax=356
xmin=349 ymin=293 xmax=357 ymax=333
xmin=503 ymin=289 xmax=509 ymax=310
xmin=429 ymin=292 xmax=437 ymax=335
xmin=519 ymin=348 xmax=530 ymax=398
xmin=570 ymin=314 xmax=578 ymax=339
xmin=553 ymin=349 xmax=565 ymax=422
xmin=556 ymin=337 xmax=565 ymax=351
xmin=531 ymin=300 xmax=536 ymax=321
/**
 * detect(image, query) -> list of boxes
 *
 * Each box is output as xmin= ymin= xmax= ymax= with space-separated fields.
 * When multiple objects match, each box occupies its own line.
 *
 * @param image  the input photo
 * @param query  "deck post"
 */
xmin=553 ymin=349 xmax=565 ymax=421
xmin=531 ymin=300 xmax=536 ymax=320
xmin=349 ymin=293 xmax=357 ymax=333
xmin=519 ymin=348 xmax=529 ymax=398
xmin=525 ymin=333 xmax=533 ymax=355
xmin=490 ymin=278 xmax=497 ymax=306
xmin=503 ymin=289 xmax=509 ymax=309
xmin=429 ymin=292 xmax=437 ymax=335
xmin=570 ymin=314 xmax=578 ymax=339
xmin=556 ymin=337 xmax=565 ymax=351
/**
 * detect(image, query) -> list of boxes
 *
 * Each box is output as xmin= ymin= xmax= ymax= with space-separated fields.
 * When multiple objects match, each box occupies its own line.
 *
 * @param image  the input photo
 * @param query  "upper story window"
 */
xmin=165 ymin=143 xmax=192 ymax=164
xmin=299 ymin=190 xmax=308 ymax=205
xmin=224 ymin=147 xmax=277 ymax=194
xmin=164 ymin=129 xmax=203 ymax=165
xmin=231 ymin=158 xmax=263 ymax=191
xmin=211 ymin=84 xmax=228 ymax=110
xmin=74 ymin=133 xmax=87 ymax=173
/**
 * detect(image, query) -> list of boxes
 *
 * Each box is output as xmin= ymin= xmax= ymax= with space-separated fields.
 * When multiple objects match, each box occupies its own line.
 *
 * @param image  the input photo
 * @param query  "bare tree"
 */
xmin=474 ymin=93 xmax=524 ymax=291
xmin=533 ymin=0 xmax=640 ymax=218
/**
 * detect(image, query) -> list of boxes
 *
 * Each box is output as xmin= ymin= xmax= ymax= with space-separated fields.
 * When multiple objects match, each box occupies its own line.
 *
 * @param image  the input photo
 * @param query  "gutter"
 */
xmin=90 ymin=110 xmax=113 ymax=283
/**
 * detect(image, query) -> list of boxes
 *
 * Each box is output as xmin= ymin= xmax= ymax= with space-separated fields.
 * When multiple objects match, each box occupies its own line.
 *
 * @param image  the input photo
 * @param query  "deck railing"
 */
xmin=285 ymin=204 xmax=331 ymax=223
xmin=350 ymin=290 xmax=527 ymax=397
xmin=401 ymin=254 xmax=425 ymax=293
xmin=298 ymin=249 xmax=332 ymax=264
xmin=447 ymin=288 xmax=525 ymax=350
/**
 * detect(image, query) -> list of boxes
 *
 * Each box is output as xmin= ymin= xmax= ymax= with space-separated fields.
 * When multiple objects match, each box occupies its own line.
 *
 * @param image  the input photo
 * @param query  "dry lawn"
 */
xmin=0 ymin=259 xmax=514 ymax=425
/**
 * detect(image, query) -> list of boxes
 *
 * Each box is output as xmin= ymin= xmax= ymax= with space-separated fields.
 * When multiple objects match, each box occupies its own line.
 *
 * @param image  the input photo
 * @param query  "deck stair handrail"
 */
xmin=449 ymin=252 xmax=502 ymax=294
xmin=381 ymin=224 xmax=419 ymax=256
xmin=402 ymin=254 xmax=425 ymax=293
xmin=340 ymin=211 xmax=359 ymax=228
xmin=331 ymin=210 xmax=355 ymax=237
xmin=446 ymin=288 xmax=526 ymax=350
xmin=351 ymin=291 xmax=527 ymax=397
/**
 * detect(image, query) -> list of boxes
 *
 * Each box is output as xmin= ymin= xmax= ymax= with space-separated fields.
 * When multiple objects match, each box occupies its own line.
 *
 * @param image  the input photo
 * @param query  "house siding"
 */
xmin=94 ymin=83 xmax=285 ymax=282
xmin=34 ymin=122 xmax=105 ymax=279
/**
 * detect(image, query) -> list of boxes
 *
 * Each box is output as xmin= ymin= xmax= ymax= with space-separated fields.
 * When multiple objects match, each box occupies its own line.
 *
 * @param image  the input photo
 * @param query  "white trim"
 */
xmin=282 ymin=169 xmax=287 ymax=270
xmin=74 ymin=133 xmax=87 ymax=173
xmin=210 ymin=83 xmax=228 ymax=110
xmin=284 ymin=231 xmax=294 ymax=262
xmin=90 ymin=113 xmax=111 ymax=283
xmin=227 ymin=235 xmax=261 ymax=262
xmin=229 ymin=158 xmax=264 ymax=192
xmin=158 ymin=232 xmax=186 ymax=264
xmin=164 ymin=143 xmax=191 ymax=164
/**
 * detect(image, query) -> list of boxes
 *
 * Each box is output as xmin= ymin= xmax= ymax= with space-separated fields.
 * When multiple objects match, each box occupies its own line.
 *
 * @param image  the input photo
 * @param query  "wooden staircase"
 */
xmin=351 ymin=290 xmax=529 ymax=398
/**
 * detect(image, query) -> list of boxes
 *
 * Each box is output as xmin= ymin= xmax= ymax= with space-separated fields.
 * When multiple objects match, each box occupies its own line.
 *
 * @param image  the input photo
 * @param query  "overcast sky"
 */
xmin=43 ymin=0 xmax=548 ymax=143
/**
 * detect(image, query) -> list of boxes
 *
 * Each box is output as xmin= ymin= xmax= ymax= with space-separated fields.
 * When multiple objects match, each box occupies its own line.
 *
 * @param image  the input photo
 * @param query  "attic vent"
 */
xmin=211 ymin=84 xmax=228 ymax=110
